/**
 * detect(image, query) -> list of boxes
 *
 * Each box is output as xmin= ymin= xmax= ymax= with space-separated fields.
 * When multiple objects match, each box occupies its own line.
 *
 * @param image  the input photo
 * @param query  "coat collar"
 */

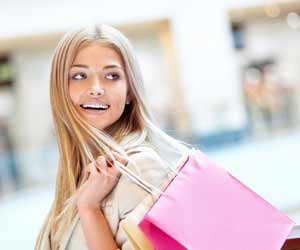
xmin=118 ymin=131 xmax=143 ymax=146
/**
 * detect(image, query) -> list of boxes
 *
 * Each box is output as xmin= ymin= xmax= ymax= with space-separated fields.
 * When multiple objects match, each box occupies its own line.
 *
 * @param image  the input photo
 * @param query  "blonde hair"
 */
xmin=35 ymin=24 xmax=191 ymax=250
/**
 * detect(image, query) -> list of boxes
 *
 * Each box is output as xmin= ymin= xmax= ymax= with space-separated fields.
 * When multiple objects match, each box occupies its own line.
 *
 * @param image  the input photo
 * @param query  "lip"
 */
xmin=80 ymin=100 xmax=109 ymax=106
xmin=79 ymin=102 xmax=110 ymax=116
xmin=79 ymin=105 xmax=109 ymax=116
xmin=81 ymin=108 xmax=108 ymax=116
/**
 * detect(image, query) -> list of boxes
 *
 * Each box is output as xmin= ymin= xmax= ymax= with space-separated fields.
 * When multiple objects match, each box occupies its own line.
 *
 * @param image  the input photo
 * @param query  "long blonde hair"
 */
xmin=35 ymin=24 xmax=191 ymax=250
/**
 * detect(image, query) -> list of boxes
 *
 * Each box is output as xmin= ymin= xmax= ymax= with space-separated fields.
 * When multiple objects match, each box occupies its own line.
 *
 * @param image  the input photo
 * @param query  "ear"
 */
xmin=125 ymin=95 xmax=131 ymax=105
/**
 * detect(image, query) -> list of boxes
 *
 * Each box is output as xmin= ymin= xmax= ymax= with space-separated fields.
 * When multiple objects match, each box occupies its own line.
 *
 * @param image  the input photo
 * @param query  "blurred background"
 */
xmin=0 ymin=0 xmax=300 ymax=248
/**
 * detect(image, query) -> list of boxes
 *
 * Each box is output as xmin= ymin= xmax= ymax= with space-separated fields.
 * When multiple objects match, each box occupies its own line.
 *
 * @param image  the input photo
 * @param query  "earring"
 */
xmin=125 ymin=100 xmax=130 ymax=105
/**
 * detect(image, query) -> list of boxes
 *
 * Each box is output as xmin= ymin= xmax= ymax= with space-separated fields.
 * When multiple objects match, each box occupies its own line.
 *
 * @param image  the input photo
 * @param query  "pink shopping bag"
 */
xmin=138 ymin=149 xmax=294 ymax=250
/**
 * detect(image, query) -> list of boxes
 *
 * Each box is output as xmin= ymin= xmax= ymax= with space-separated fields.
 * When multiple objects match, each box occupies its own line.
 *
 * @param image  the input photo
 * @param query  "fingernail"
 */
xmin=96 ymin=156 xmax=104 ymax=162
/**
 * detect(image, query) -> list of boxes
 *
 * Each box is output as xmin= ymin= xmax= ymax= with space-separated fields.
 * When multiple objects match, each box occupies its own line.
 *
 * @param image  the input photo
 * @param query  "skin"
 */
xmin=69 ymin=42 xmax=131 ymax=131
xmin=68 ymin=43 xmax=131 ymax=250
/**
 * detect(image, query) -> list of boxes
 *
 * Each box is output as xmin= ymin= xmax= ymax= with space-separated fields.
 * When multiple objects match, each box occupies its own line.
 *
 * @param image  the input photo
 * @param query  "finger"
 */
xmin=106 ymin=168 xmax=121 ymax=180
xmin=106 ymin=160 xmax=121 ymax=179
xmin=95 ymin=156 xmax=109 ymax=176
xmin=96 ymin=156 xmax=108 ymax=167
xmin=96 ymin=158 xmax=120 ymax=179
xmin=95 ymin=156 xmax=109 ymax=175
xmin=81 ymin=163 xmax=95 ymax=182
xmin=111 ymin=151 xmax=128 ymax=166
xmin=112 ymin=158 xmax=127 ymax=172
xmin=81 ymin=169 xmax=89 ymax=182
xmin=112 ymin=167 xmax=121 ymax=179
xmin=86 ymin=162 xmax=99 ymax=175
xmin=104 ymin=153 xmax=116 ymax=167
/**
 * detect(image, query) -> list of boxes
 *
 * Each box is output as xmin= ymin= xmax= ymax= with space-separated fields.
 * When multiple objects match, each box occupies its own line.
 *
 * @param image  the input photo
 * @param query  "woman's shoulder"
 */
xmin=118 ymin=133 xmax=166 ymax=173
xmin=125 ymin=143 xmax=167 ymax=177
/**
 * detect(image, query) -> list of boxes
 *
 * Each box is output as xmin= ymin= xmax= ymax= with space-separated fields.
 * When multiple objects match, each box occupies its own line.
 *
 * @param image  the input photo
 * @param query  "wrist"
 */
xmin=77 ymin=205 xmax=106 ymax=223
xmin=77 ymin=202 xmax=102 ymax=214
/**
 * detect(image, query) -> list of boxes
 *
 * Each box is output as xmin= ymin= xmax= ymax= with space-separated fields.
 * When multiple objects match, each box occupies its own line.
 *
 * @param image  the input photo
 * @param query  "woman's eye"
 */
xmin=71 ymin=73 xmax=86 ymax=80
xmin=106 ymin=73 xmax=120 ymax=80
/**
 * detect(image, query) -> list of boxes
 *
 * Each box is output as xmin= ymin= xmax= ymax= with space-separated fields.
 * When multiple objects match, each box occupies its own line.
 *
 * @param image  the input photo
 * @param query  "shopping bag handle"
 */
xmin=113 ymin=147 xmax=199 ymax=198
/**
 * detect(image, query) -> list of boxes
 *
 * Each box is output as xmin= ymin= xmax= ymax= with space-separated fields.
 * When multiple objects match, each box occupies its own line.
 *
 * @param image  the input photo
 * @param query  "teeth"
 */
xmin=81 ymin=103 xmax=109 ymax=109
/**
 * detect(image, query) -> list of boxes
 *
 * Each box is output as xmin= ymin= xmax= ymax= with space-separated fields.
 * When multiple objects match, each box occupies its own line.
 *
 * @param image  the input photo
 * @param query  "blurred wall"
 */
xmin=1 ymin=0 xmax=294 ymax=186
xmin=0 ymin=0 xmax=248 ymax=135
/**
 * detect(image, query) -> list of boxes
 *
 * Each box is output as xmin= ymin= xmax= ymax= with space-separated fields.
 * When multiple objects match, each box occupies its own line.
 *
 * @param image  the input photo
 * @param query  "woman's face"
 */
xmin=68 ymin=43 xmax=130 ymax=131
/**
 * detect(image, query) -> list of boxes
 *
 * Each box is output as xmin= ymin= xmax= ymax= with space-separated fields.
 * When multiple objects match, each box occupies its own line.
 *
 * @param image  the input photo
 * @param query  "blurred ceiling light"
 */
xmin=264 ymin=4 xmax=281 ymax=18
xmin=286 ymin=12 xmax=300 ymax=29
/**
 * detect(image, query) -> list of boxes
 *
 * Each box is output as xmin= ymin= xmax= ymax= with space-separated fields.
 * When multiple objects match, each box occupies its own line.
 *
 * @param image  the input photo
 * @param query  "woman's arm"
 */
xmin=78 ymin=205 xmax=118 ymax=250
xmin=76 ymin=154 xmax=123 ymax=250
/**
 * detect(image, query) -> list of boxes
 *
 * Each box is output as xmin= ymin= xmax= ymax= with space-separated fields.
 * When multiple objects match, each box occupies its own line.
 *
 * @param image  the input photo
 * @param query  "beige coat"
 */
xmin=40 ymin=139 xmax=170 ymax=250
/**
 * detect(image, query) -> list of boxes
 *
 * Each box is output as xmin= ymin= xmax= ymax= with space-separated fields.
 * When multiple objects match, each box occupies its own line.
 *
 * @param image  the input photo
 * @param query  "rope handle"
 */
xmin=112 ymin=147 xmax=200 ymax=198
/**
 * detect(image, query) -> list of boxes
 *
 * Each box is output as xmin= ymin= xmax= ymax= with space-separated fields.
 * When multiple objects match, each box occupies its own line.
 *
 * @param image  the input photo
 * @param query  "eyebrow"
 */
xmin=70 ymin=64 xmax=123 ymax=70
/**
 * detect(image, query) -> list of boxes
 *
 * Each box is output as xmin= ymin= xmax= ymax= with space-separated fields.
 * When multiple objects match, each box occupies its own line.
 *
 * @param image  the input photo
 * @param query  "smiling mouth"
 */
xmin=79 ymin=103 xmax=110 ymax=110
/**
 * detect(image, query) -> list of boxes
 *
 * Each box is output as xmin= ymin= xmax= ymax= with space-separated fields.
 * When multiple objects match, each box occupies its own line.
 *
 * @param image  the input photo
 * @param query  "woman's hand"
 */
xmin=76 ymin=152 xmax=126 ymax=212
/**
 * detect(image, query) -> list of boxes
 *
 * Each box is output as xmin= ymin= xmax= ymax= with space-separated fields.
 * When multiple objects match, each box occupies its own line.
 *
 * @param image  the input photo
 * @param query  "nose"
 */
xmin=88 ymin=77 xmax=105 ymax=96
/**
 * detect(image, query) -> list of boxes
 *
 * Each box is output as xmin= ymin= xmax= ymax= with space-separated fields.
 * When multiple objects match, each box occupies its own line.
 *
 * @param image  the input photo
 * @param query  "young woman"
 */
xmin=35 ymin=24 xmax=190 ymax=250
